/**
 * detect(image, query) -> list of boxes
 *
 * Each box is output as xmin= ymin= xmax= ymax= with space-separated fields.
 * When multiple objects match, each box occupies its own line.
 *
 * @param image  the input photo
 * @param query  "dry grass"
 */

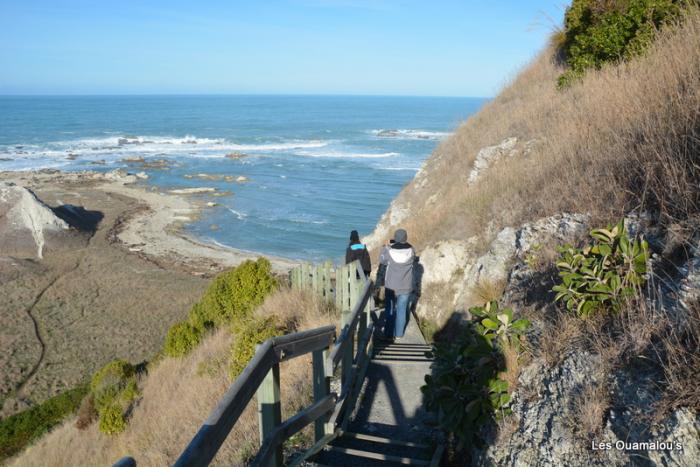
xmin=537 ymin=310 xmax=585 ymax=367
xmin=11 ymin=288 xmax=337 ymax=467
xmin=472 ymin=278 xmax=506 ymax=304
xmin=499 ymin=344 xmax=524 ymax=392
xmin=378 ymin=9 xmax=700 ymax=256
xmin=657 ymin=301 xmax=700 ymax=415
xmin=570 ymin=382 xmax=610 ymax=439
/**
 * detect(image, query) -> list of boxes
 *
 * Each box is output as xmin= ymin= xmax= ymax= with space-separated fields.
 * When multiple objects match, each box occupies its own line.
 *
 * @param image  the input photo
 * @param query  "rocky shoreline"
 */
xmin=0 ymin=168 xmax=295 ymax=417
xmin=0 ymin=169 xmax=296 ymax=275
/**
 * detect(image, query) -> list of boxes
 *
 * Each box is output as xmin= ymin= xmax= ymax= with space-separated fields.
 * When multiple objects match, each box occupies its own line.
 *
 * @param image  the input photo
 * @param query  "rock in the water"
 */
xmin=225 ymin=152 xmax=248 ymax=160
xmin=121 ymin=156 xmax=145 ymax=163
xmin=169 ymin=187 xmax=217 ymax=195
xmin=104 ymin=169 xmax=138 ymax=185
xmin=0 ymin=183 xmax=69 ymax=259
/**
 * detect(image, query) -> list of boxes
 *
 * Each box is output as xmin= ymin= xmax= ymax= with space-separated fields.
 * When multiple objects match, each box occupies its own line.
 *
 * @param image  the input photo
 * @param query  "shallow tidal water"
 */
xmin=0 ymin=95 xmax=485 ymax=261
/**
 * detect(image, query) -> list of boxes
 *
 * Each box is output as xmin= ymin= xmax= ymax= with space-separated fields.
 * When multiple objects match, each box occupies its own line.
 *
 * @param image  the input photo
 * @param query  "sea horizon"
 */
xmin=0 ymin=94 xmax=486 ymax=261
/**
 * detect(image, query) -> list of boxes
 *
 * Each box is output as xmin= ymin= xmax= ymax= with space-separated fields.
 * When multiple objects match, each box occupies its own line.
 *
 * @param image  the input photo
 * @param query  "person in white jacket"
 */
xmin=380 ymin=229 xmax=415 ymax=339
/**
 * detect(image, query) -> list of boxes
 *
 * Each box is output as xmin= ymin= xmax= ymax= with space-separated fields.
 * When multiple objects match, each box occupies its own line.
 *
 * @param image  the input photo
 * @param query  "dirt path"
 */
xmin=14 ymin=256 xmax=83 ymax=397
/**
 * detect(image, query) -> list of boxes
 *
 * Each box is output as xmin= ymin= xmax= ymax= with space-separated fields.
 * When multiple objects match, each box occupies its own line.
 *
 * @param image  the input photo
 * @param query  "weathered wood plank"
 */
xmin=287 ymin=433 xmax=339 ymax=467
xmin=343 ymin=432 xmax=430 ymax=449
xmin=330 ymin=279 xmax=371 ymax=368
xmin=254 ymin=394 xmax=337 ymax=467
xmin=312 ymin=348 xmax=331 ymax=442
xmin=272 ymin=325 xmax=335 ymax=361
xmin=257 ymin=363 xmax=282 ymax=467
xmin=325 ymin=446 xmax=430 ymax=465
xmin=174 ymin=341 xmax=275 ymax=467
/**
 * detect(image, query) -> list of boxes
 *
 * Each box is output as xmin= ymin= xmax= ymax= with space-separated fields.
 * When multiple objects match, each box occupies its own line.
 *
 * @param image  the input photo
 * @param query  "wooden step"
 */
xmin=374 ymin=349 xmax=427 ymax=357
xmin=324 ymin=446 xmax=431 ymax=465
xmin=343 ymin=432 xmax=430 ymax=450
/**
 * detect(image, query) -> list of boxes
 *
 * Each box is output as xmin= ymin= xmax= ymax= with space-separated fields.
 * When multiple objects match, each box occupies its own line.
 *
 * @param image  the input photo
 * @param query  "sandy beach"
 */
xmin=0 ymin=169 xmax=296 ymax=417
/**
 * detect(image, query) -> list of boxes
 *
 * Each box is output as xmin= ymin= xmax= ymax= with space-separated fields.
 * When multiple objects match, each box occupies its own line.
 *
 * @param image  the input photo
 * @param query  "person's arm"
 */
xmin=379 ymin=246 xmax=389 ymax=265
xmin=345 ymin=248 xmax=352 ymax=264
xmin=362 ymin=247 xmax=371 ymax=272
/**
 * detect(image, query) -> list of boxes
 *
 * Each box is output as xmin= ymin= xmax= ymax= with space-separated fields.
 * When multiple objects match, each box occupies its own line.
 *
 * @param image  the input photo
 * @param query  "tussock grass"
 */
xmin=387 ymin=9 xmax=700 ymax=255
xmin=570 ymin=381 xmax=610 ymax=439
xmin=657 ymin=301 xmax=700 ymax=415
xmin=10 ymin=288 xmax=336 ymax=466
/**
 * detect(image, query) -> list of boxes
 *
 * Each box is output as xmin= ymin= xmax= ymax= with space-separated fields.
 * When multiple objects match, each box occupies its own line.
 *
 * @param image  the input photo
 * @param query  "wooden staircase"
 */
xmin=310 ymin=431 xmax=442 ymax=466
xmin=306 ymin=324 xmax=442 ymax=466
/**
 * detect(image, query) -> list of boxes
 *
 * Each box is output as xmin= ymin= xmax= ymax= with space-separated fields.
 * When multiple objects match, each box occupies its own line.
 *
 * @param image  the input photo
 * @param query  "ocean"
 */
xmin=0 ymin=95 xmax=485 ymax=261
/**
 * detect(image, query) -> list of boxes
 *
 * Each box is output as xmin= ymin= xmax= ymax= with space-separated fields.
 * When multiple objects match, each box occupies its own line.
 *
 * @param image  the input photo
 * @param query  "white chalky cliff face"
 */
xmin=0 ymin=183 xmax=69 ymax=259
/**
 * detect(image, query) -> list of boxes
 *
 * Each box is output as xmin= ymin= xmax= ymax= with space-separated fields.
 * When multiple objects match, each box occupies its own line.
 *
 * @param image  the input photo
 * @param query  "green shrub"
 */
xmin=558 ymin=0 xmax=691 ymax=87
xmin=229 ymin=317 xmax=282 ymax=379
xmin=98 ymin=404 xmax=128 ymax=435
xmin=162 ymin=258 xmax=278 ymax=360
xmin=553 ymin=220 xmax=649 ymax=317
xmin=164 ymin=321 xmax=202 ymax=357
xmin=90 ymin=359 xmax=136 ymax=412
xmin=190 ymin=258 xmax=278 ymax=329
xmin=421 ymin=302 xmax=530 ymax=448
xmin=470 ymin=301 xmax=531 ymax=352
xmin=0 ymin=385 xmax=88 ymax=461
xmin=90 ymin=359 xmax=140 ymax=435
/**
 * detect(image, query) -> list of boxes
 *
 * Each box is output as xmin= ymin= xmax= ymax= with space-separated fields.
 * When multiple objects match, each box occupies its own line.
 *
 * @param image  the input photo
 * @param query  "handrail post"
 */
xmin=312 ymin=348 xmax=331 ymax=442
xmin=257 ymin=362 xmax=282 ymax=467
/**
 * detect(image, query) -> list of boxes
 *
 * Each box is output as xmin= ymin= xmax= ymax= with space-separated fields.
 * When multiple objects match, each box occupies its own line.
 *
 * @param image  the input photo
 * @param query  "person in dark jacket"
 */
xmin=345 ymin=230 xmax=371 ymax=278
xmin=380 ymin=229 xmax=415 ymax=339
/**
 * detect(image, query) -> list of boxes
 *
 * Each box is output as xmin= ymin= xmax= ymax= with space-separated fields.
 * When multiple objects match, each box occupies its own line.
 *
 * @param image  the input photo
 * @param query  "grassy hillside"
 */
xmin=372 ymin=5 xmax=699 ymax=255
xmin=9 ymin=288 xmax=336 ymax=466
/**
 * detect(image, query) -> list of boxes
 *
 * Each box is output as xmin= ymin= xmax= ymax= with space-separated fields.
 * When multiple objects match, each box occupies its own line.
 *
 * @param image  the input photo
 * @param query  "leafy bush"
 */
xmin=98 ymin=404 xmax=128 ymax=435
xmin=553 ymin=220 xmax=649 ymax=317
xmin=190 ymin=259 xmax=278 ymax=330
xmin=162 ymin=258 xmax=278 ymax=359
xmin=164 ymin=321 xmax=202 ymax=357
xmin=558 ymin=0 xmax=690 ymax=87
xmin=421 ymin=302 xmax=530 ymax=448
xmin=470 ymin=301 xmax=531 ymax=351
xmin=229 ymin=317 xmax=282 ymax=379
xmin=0 ymin=385 xmax=88 ymax=461
xmin=90 ymin=359 xmax=140 ymax=435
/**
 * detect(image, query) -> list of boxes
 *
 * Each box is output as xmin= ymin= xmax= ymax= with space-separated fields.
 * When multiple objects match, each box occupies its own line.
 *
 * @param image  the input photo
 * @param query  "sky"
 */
xmin=0 ymin=1 xmax=565 ymax=97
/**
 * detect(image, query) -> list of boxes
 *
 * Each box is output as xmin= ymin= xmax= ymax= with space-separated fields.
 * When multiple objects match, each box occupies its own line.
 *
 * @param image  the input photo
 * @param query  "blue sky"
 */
xmin=0 ymin=1 xmax=565 ymax=97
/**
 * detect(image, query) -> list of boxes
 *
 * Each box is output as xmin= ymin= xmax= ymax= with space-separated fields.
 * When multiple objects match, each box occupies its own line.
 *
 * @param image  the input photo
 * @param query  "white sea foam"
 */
xmin=381 ymin=167 xmax=421 ymax=171
xmin=371 ymin=129 xmax=450 ymax=140
xmin=0 ymin=135 xmax=331 ymax=165
xmin=296 ymin=150 xmax=399 ymax=159
xmin=227 ymin=208 xmax=247 ymax=220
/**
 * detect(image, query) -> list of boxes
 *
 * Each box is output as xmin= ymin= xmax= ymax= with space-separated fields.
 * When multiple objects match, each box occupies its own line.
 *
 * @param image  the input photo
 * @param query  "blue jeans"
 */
xmin=384 ymin=290 xmax=410 ymax=338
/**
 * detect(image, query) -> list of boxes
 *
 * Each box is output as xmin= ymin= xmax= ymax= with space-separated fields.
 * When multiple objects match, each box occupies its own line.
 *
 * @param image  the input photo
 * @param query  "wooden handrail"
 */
xmin=118 ymin=260 xmax=373 ymax=467
xmin=329 ymin=277 xmax=371 ymax=367
xmin=173 ymin=326 xmax=336 ymax=467
xmin=254 ymin=393 xmax=337 ymax=466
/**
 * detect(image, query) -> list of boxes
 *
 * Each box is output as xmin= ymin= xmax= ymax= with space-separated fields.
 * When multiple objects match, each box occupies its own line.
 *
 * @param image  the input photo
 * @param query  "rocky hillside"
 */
xmin=0 ymin=183 xmax=79 ymax=259
xmin=367 ymin=3 xmax=699 ymax=466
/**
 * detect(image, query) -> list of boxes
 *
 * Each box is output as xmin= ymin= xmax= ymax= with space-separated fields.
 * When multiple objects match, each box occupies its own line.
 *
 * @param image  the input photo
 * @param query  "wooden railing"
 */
xmin=114 ymin=261 xmax=375 ymax=467
xmin=290 ymin=260 xmax=368 ymax=313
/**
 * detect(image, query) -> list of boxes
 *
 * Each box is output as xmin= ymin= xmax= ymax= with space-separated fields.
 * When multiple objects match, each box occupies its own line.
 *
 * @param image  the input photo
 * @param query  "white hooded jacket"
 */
xmin=381 ymin=243 xmax=415 ymax=295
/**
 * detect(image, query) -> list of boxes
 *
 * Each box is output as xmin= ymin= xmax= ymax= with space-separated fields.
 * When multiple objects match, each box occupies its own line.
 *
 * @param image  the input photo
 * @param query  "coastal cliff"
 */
xmin=365 ymin=3 xmax=700 ymax=465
